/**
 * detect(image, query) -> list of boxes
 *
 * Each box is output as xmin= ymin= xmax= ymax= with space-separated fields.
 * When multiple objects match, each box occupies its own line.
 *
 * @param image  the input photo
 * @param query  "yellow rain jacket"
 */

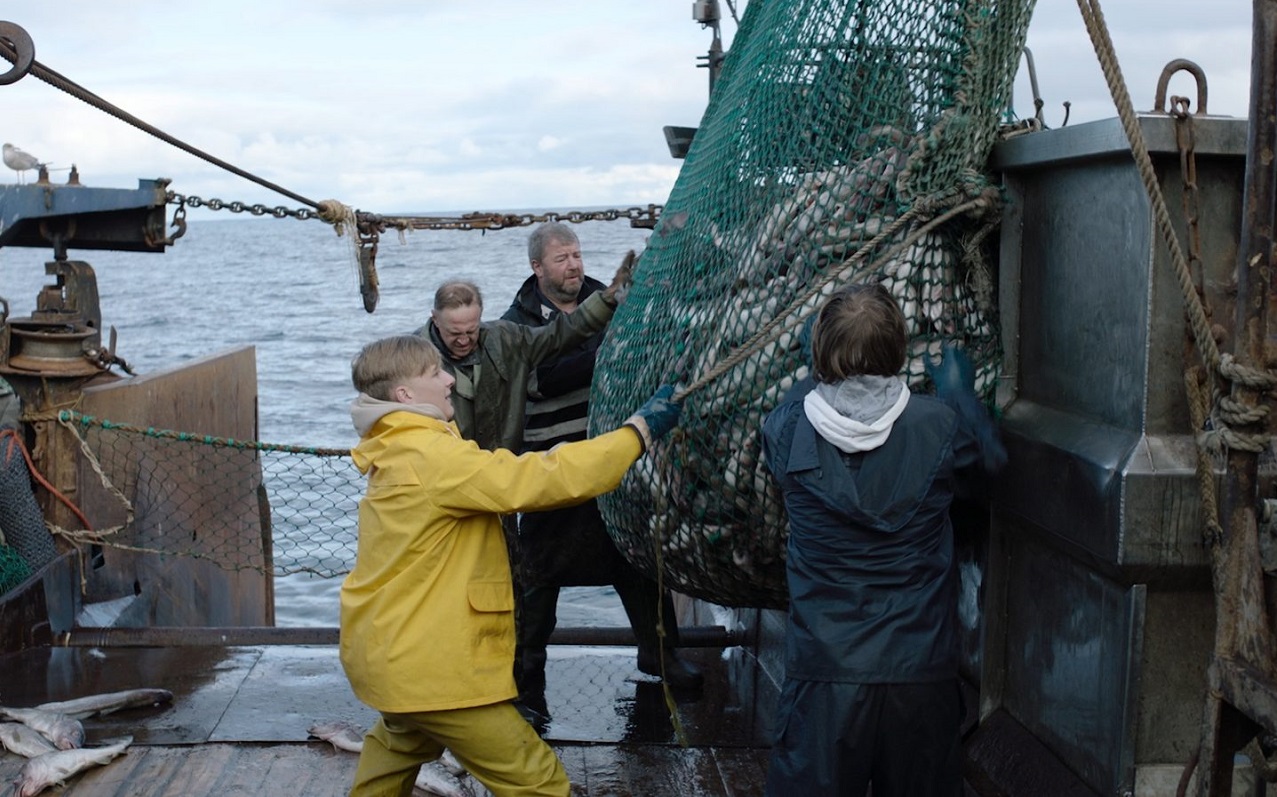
xmin=340 ymin=408 xmax=643 ymax=713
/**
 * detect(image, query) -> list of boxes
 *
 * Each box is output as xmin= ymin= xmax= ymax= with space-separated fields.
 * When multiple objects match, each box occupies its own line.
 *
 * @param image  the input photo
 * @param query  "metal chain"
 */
xmin=0 ymin=27 xmax=662 ymax=233
xmin=1172 ymin=97 xmax=1204 ymax=302
xmin=357 ymin=205 xmax=664 ymax=233
xmin=166 ymin=191 xmax=320 ymax=221
xmin=165 ymin=191 xmax=663 ymax=231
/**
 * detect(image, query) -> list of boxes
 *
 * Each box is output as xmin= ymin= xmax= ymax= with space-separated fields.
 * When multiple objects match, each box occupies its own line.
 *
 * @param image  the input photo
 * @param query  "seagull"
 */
xmin=3 ymin=143 xmax=47 ymax=184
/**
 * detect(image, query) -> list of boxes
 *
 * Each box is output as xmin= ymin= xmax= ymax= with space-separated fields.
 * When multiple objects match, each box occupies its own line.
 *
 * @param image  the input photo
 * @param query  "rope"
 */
xmin=650 ymin=452 xmax=690 ymax=747
xmin=0 ymin=428 xmax=92 ymax=531
xmin=58 ymin=411 xmax=350 ymax=457
xmin=1074 ymin=0 xmax=1275 ymax=401
xmin=1075 ymin=0 xmax=1275 ymax=462
xmin=1185 ymin=368 xmax=1224 ymax=549
xmin=674 ymin=187 xmax=1000 ymax=403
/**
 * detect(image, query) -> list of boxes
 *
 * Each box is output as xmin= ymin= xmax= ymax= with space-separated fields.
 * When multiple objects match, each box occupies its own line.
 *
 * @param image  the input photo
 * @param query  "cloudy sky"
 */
xmin=0 ymin=2 xmax=1255 ymax=217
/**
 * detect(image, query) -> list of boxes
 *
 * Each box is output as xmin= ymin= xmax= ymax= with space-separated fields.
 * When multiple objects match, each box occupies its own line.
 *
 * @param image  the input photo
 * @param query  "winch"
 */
xmin=1 ymin=259 xmax=105 ymax=376
xmin=0 ymin=173 xmax=169 ymax=382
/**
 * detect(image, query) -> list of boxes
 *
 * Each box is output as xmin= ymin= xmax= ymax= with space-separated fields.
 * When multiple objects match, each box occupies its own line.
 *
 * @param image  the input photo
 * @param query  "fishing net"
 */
xmin=592 ymin=0 xmax=1035 ymax=609
xmin=0 ymin=430 xmax=57 ymax=573
xmin=56 ymin=412 xmax=360 ymax=578
xmin=0 ymin=544 xmax=32 ymax=595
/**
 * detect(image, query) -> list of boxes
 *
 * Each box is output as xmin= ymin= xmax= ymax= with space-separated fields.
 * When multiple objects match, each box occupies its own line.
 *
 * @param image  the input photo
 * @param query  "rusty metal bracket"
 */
xmin=0 ymin=21 xmax=34 ymax=85
xmin=1154 ymin=58 xmax=1209 ymax=116
xmin=37 ymin=218 xmax=76 ymax=262
xmin=144 ymin=198 xmax=187 ymax=248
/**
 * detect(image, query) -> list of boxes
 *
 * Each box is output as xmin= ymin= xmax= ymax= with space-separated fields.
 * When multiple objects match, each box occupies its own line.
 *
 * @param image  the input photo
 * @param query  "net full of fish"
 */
xmin=599 ymin=128 xmax=1001 ymax=610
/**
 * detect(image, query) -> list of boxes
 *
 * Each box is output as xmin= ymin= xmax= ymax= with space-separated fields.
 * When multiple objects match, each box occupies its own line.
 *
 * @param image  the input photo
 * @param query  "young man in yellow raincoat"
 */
xmin=340 ymin=334 xmax=680 ymax=797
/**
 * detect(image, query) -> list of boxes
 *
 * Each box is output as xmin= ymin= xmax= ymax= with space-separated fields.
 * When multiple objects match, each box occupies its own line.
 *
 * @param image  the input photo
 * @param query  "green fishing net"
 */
xmin=0 ymin=543 xmax=32 ymax=596
xmin=592 ymin=0 xmax=1035 ymax=609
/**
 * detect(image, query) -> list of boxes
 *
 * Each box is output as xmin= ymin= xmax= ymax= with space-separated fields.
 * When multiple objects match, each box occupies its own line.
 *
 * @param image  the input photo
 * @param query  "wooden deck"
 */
xmin=0 ymin=738 xmax=771 ymax=796
xmin=0 ymin=641 xmax=772 ymax=796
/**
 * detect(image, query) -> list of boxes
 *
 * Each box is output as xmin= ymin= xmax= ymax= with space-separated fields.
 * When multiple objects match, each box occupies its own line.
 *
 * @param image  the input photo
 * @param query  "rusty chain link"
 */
xmin=165 ymin=191 xmax=663 ymax=231
xmin=356 ymin=205 xmax=663 ymax=232
xmin=2 ymin=21 xmax=665 ymax=238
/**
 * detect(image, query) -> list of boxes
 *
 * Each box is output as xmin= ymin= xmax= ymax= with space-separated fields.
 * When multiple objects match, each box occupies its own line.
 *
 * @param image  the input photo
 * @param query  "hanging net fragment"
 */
xmin=592 ymin=0 xmax=1036 ymax=609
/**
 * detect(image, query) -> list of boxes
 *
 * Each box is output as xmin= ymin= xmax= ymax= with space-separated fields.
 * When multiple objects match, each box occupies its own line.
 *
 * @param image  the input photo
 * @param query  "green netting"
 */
xmin=59 ymin=412 xmax=359 ymax=578
xmin=0 ymin=544 xmax=32 ymax=595
xmin=592 ymin=0 xmax=1035 ymax=609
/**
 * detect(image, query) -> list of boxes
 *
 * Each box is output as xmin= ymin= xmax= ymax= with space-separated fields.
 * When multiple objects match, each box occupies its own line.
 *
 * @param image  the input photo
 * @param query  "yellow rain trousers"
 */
xmin=340 ymin=410 xmax=642 ymax=795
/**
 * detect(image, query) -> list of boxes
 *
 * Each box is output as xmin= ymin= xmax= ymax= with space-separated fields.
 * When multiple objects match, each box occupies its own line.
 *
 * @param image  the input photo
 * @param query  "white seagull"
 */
xmin=3 ymin=142 xmax=47 ymax=184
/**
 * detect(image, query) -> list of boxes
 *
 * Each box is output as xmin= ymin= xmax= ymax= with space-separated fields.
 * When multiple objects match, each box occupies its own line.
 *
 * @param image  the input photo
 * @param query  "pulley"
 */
xmin=1 ymin=260 xmax=105 ymax=377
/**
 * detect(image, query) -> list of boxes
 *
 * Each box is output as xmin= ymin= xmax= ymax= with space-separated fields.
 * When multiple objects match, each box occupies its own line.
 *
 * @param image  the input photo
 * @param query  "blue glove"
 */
xmin=926 ymin=344 xmax=975 ymax=399
xmin=927 ymin=344 xmax=1007 ymax=472
xmin=633 ymin=385 xmax=681 ymax=441
xmin=798 ymin=313 xmax=817 ymax=365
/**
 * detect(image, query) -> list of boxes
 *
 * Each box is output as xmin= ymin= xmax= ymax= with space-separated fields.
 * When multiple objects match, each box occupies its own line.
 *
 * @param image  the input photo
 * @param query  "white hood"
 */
xmin=802 ymin=375 xmax=910 ymax=454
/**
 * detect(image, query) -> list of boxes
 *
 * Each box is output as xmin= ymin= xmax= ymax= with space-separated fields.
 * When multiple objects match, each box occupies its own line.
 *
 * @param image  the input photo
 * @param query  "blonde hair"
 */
xmin=351 ymin=335 xmax=442 ymax=401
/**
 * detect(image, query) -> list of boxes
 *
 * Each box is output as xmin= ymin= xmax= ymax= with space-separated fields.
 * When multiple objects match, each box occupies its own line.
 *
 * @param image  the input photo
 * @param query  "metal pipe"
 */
xmin=56 ymin=625 xmax=743 ymax=649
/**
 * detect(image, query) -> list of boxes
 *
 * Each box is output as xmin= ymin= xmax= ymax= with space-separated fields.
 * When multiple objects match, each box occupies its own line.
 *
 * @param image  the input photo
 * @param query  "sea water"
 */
xmin=0 ymin=214 xmax=653 ymax=627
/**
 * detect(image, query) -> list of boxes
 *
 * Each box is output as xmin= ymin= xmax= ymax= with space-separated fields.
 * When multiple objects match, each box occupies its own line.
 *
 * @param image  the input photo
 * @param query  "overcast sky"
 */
xmin=0 ymin=2 xmax=1256 ymax=217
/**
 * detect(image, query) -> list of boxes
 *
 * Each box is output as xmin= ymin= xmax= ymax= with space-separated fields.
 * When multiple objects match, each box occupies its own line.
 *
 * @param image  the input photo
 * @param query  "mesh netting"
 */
xmin=0 ymin=432 xmax=58 ymax=573
xmin=59 ymin=412 xmax=359 ymax=578
xmin=0 ymin=544 xmax=32 ymax=595
xmin=592 ymin=0 xmax=1035 ymax=609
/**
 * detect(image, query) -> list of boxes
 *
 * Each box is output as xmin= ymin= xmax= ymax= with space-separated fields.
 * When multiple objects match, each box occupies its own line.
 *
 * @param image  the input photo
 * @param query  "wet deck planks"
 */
xmin=0 ymin=740 xmax=772 ymax=796
xmin=0 ymin=642 xmax=772 ymax=795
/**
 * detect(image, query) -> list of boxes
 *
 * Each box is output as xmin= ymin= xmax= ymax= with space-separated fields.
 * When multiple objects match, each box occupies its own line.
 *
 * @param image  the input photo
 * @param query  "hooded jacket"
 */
xmin=339 ymin=397 xmax=643 ymax=713
xmin=762 ymin=376 xmax=996 ymax=683
xmin=416 ymin=290 xmax=614 ymax=452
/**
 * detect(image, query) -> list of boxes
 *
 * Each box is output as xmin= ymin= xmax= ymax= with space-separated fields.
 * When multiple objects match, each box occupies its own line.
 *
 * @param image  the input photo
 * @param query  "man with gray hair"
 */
xmin=418 ymin=267 xmax=628 ymax=453
xmin=503 ymin=222 xmax=703 ymax=710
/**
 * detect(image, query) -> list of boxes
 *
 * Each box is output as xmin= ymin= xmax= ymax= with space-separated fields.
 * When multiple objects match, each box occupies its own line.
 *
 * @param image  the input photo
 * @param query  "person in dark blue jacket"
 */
xmin=761 ymin=282 xmax=1006 ymax=797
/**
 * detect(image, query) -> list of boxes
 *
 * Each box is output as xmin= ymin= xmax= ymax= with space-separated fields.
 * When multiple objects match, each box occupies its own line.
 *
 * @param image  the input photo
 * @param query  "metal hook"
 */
xmin=1154 ymin=58 xmax=1208 ymax=116
xmin=1019 ymin=47 xmax=1070 ymax=128
xmin=1022 ymin=47 xmax=1044 ymax=125
xmin=143 ymin=199 xmax=187 ymax=248
xmin=0 ymin=21 xmax=35 ymax=86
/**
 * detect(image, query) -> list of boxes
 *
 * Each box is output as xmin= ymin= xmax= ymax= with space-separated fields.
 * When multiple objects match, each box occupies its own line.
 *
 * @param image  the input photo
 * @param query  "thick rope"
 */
xmin=1076 ymin=0 xmax=1275 ymax=469
xmin=1073 ymin=0 xmax=1216 ymax=368
xmin=1074 ymin=0 xmax=1274 ymax=400
xmin=674 ymin=187 xmax=1000 ymax=403
xmin=59 ymin=411 xmax=350 ymax=457
xmin=1185 ymin=368 xmax=1225 ymax=547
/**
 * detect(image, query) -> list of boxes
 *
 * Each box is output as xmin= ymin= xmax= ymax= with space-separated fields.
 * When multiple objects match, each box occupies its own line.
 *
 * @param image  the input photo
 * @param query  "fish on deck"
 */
xmin=0 ymin=708 xmax=83 ymax=751
xmin=36 ymin=688 xmax=174 ymax=720
xmin=308 ymin=720 xmax=473 ymax=797
xmin=12 ymin=736 xmax=132 ymax=797
xmin=0 ymin=723 xmax=56 ymax=759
